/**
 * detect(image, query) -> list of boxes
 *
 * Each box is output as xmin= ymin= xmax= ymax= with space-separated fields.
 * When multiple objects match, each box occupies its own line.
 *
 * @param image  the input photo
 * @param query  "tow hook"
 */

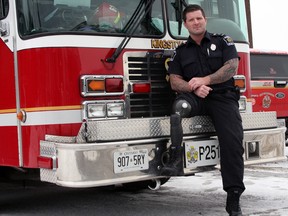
xmin=148 ymin=179 xmax=161 ymax=191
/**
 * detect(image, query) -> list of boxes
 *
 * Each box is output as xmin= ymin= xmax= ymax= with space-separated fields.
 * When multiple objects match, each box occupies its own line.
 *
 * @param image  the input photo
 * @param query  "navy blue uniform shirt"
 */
xmin=168 ymin=31 xmax=239 ymax=90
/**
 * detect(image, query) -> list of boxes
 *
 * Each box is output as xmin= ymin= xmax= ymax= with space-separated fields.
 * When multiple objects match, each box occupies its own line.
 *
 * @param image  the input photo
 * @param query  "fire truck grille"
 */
xmin=127 ymin=55 xmax=174 ymax=118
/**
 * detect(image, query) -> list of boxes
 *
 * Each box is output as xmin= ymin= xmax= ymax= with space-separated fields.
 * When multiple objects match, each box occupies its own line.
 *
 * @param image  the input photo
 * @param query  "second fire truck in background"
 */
xmin=250 ymin=49 xmax=288 ymax=143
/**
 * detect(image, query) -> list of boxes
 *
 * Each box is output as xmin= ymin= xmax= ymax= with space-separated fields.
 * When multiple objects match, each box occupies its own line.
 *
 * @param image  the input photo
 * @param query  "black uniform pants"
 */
xmin=173 ymin=91 xmax=245 ymax=192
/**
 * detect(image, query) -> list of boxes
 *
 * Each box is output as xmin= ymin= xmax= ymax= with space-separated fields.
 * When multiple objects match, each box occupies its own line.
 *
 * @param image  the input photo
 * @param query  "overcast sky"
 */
xmin=250 ymin=0 xmax=288 ymax=50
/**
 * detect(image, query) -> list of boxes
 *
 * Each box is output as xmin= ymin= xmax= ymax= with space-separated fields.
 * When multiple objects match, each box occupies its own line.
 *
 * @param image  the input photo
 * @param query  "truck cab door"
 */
xmin=0 ymin=0 xmax=21 ymax=167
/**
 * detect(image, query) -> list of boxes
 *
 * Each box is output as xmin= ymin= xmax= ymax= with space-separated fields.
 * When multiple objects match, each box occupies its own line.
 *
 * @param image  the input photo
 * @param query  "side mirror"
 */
xmin=0 ymin=21 xmax=9 ymax=36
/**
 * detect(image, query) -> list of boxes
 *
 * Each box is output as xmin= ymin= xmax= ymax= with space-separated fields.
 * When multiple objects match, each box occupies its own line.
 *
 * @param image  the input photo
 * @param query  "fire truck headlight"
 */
xmin=83 ymin=100 xmax=125 ymax=120
xmin=238 ymin=96 xmax=247 ymax=112
xmin=107 ymin=103 xmax=124 ymax=117
xmin=87 ymin=103 xmax=106 ymax=118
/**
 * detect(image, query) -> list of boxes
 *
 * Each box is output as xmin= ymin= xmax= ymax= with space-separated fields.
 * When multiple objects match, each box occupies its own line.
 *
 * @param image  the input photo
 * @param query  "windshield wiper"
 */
xmin=104 ymin=0 xmax=155 ymax=63
xmin=171 ymin=0 xmax=187 ymax=35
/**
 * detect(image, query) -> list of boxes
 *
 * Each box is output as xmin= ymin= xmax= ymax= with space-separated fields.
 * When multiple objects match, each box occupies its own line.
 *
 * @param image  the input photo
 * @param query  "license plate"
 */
xmin=185 ymin=139 xmax=220 ymax=168
xmin=114 ymin=149 xmax=149 ymax=173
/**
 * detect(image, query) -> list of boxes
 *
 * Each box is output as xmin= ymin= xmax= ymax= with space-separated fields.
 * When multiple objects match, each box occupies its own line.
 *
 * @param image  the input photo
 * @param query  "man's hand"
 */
xmin=170 ymin=75 xmax=212 ymax=97
xmin=193 ymin=85 xmax=212 ymax=98
xmin=188 ymin=77 xmax=210 ymax=91
xmin=189 ymin=58 xmax=239 ymax=91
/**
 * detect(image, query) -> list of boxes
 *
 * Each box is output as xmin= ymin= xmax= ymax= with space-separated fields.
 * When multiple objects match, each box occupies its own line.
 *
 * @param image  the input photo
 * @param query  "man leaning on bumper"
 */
xmin=161 ymin=4 xmax=245 ymax=216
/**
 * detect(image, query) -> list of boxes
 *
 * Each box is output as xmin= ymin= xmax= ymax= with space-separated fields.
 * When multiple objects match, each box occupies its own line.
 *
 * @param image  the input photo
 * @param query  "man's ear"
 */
xmin=183 ymin=21 xmax=188 ymax=29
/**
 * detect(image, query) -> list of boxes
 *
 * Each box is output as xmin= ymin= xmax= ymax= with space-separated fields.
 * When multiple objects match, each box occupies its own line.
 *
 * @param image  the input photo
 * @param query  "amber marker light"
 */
xmin=17 ymin=110 xmax=26 ymax=123
xmin=234 ymin=75 xmax=246 ymax=92
xmin=88 ymin=80 xmax=105 ymax=92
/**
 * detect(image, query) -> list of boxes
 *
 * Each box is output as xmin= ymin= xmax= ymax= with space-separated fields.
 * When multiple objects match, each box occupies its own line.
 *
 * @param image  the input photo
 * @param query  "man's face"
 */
xmin=183 ymin=10 xmax=207 ymax=36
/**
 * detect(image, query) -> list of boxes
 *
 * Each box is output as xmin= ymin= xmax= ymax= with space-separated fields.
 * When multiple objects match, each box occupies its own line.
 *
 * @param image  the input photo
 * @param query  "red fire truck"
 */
xmin=250 ymin=49 xmax=288 ymax=143
xmin=0 ymin=0 xmax=286 ymax=189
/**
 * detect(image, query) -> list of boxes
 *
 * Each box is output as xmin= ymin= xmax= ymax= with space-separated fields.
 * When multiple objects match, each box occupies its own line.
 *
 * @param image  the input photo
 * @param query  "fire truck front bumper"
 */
xmin=38 ymin=112 xmax=287 ymax=188
xmin=39 ymin=138 xmax=171 ymax=188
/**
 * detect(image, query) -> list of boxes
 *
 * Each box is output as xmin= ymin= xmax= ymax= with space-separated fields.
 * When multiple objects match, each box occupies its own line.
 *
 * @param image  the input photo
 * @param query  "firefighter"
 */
xmin=88 ymin=2 xmax=125 ymax=32
xmin=161 ymin=4 xmax=245 ymax=216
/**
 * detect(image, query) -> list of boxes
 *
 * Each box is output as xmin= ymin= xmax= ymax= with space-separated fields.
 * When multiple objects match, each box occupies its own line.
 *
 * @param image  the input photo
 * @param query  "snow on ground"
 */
xmin=163 ymin=147 xmax=288 ymax=215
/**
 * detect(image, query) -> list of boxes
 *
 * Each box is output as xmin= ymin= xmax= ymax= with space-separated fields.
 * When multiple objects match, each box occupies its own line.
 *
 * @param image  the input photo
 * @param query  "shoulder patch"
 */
xmin=170 ymin=50 xmax=177 ymax=61
xmin=223 ymin=35 xmax=234 ymax=46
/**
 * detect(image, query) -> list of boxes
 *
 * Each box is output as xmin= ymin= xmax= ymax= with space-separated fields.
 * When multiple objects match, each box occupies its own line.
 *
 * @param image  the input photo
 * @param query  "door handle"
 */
xmin=274 ymin=80 xmax=287 ymax=88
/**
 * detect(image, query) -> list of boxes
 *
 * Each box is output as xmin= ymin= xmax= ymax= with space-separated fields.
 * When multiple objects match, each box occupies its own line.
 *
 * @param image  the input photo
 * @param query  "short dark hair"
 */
xmin=182 ymin=4 xmax=206 ymax=21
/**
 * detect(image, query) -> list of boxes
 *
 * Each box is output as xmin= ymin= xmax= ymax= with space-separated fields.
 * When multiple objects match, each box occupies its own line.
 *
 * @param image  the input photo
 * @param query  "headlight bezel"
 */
xmin=82 ymin=100 xmax=125 ymax=120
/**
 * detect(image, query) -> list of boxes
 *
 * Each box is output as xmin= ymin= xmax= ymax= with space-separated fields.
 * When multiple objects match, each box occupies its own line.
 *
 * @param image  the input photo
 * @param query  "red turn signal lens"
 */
xmin=105 ymin=78 xmax=123 ymax=92
xmin=133 ymin=83 xmax=151 ymax=93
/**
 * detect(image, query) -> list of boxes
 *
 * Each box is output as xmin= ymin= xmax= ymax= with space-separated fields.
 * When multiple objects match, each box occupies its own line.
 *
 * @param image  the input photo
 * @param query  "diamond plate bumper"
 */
xmin=76 ymin=112 xmax=278 ymax=142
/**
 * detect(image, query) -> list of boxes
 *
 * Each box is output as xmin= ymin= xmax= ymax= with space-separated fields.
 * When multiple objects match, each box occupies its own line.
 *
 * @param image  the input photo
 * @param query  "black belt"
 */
xmin=210 ymin=87 xmax=239 ymax=94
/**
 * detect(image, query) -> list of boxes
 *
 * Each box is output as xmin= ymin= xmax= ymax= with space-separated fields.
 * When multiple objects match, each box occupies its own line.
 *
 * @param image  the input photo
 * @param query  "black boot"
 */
xmin=161 ymin=146 xmax=184 ymax=176
xmin=226 ymin=189 xmax=243 ymax=216
xmin=161 ymin=114 xmax=184 ymax=176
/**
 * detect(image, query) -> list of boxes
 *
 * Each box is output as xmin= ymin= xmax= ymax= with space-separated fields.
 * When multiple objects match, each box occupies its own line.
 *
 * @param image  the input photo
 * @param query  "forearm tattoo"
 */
xmin=209 ymin=58 xmax=239 ymax=85
xmin=170 ymin=74 xmax=191 ymax=93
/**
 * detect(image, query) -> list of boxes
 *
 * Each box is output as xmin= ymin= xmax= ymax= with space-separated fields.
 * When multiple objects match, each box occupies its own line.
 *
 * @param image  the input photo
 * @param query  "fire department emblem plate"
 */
xmin=184 ymin=140 xmax=220 ymax=169
xmin=186 ymin=146 xmax=198 ymax=163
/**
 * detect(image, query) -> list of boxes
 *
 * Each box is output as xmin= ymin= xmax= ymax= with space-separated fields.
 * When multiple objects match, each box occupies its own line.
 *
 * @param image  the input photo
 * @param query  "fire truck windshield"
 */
xmin=250 ymin=51 xmax=288 ymax=80
xmin=16 ymin=0 xmax=248 ymax=43
xmin=16 ymin=0 xmax=164 ymax=37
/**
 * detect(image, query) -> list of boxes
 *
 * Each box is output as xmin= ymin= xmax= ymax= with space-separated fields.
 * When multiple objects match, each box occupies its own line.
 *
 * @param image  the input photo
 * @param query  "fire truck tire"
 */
xmin=122 ymin=177 xmax=170 ymax=191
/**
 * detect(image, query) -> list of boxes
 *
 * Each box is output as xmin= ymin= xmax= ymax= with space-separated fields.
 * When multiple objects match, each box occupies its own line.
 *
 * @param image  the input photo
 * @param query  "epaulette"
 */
xmin=211 ymin=33 xmax=226 ymax=37
xmin=176 ymin=41 xmax=187 ymax=49
xmin=210 ymin=33 xmax=235 ymax=46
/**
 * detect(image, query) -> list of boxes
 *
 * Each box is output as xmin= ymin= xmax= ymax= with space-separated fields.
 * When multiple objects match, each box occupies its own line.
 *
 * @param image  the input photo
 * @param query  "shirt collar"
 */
xmin=186 ymin=31 xmax=211 ymax=47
